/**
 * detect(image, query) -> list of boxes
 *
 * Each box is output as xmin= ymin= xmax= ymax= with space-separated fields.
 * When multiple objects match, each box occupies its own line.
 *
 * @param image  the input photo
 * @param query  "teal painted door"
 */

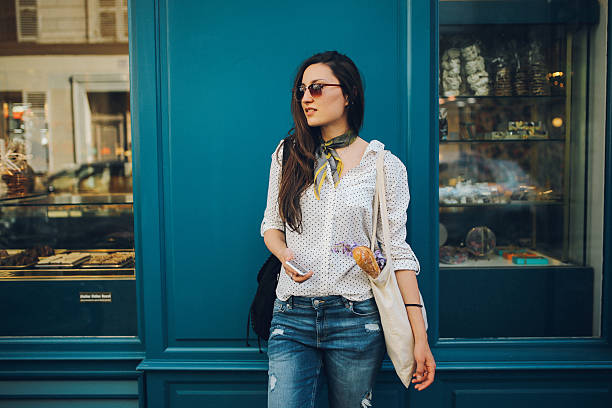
xmin=133 ymin=0 xmax=431 ymax=351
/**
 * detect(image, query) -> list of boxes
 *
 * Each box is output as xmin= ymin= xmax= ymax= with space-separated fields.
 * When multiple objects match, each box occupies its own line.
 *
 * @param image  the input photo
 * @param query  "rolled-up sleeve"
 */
xmin=376 ymin=153 xmax=421 ymax=274
xmin=260 ymin=141 xmax=285 ymax=237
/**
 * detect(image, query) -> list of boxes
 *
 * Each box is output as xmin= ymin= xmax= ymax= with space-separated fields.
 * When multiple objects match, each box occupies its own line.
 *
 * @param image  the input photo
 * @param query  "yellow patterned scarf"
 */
xmin=314 ymin=130 xmax=358 ymax=200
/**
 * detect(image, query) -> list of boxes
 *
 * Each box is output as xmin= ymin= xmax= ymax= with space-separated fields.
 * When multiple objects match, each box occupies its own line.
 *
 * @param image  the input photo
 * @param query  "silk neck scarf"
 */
xmin=314 ymin=130 xmax=358 ymax=200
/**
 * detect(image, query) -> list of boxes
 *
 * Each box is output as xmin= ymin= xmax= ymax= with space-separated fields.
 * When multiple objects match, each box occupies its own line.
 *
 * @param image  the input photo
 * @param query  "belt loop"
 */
xmin=288 ymin=295 xmax=294 ymax=309
xmin=341 ymin=297 xmax=350 ymax=309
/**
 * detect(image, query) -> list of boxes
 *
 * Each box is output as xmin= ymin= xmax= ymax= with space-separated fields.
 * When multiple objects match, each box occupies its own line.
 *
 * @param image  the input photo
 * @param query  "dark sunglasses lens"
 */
xmin=295 ymin=86 xmax=305 ymax=100
xmin=309 ymin=84 xmax=323 ymax=97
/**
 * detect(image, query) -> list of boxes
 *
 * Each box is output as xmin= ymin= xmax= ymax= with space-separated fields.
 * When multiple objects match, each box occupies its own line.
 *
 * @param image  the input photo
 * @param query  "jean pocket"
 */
xmin=272 ymin=298 xmax=287 ymax=314
xmin=346 ymin=298 xmax=379 ymax=317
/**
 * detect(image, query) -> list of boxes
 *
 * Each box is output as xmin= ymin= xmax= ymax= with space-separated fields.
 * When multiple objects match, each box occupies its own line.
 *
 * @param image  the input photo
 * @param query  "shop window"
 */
xmin=0 ymin=0 xmax=135 ymax=337
xmin=438 ymin=1 xmax=605 ymax=339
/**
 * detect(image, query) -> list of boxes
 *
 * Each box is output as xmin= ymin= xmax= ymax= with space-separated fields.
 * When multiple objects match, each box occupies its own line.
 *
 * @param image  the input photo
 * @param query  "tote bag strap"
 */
xmin=371 ymin=151 xmax=392 ymax=254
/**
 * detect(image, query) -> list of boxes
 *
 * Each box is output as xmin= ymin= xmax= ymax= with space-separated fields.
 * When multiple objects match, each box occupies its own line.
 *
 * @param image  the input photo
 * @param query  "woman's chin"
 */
xmin=306 ymin=116 xmax=321 ymax=126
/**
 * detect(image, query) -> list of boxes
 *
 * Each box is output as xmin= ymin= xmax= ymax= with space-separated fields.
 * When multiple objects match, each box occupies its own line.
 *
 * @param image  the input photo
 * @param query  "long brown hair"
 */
xmin=276 ymin=51 xmax=365 ymax=233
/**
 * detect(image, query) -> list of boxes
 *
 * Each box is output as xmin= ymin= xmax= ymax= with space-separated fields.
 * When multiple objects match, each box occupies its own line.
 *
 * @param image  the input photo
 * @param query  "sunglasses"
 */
xmin=295 ymin=83 xmax=343 ymax=101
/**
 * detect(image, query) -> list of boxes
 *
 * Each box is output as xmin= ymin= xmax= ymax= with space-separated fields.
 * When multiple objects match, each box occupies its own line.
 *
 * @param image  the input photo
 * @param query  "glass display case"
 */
xmin=439 ymin=24 xmax=578 ymax=268
xmin=438 ymin=1 xmax=603 ymax=339
xmin=0 ymin=193 xmax=136 ymax=337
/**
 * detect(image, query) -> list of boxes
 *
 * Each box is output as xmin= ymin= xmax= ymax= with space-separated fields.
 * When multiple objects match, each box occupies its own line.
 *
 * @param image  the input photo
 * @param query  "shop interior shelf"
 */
xmin=440 ymin=249 xmax=569 ymax=268
xmin=440 ymin=95 xmax=566 ymax=101
xmin=0 ymin=268 xmax=135 ymax=280
xmin=0 ymin=193 xmax=134 ymax=207
xmin=440 ymin=201 xmax=563 ymax=208
xmin=440 ymin=138 xmax=565 ymax=143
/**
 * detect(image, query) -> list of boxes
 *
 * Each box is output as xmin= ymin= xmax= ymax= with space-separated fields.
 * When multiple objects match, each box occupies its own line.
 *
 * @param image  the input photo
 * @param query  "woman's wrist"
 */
xmin=404 ymin=304 xmax=428 ymax=342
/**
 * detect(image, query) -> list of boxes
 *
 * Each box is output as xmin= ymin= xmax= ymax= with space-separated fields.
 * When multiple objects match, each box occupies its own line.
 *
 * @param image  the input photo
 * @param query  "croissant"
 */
xmin=352 ymin=246 xmax=381 ymax=279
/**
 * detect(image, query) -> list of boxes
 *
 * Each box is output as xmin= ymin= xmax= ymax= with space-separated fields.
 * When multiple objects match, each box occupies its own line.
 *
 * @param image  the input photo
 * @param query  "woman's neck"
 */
xmin=321 ymin=118 xmax=350 ymax=142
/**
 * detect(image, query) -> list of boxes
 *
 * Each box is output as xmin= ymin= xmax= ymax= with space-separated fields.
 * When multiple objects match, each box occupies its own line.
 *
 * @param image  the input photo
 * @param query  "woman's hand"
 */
xmin=280 ymin=247 xmax=313 ymax=283
xmin=412 ymin=340 xmax=436 ymax=391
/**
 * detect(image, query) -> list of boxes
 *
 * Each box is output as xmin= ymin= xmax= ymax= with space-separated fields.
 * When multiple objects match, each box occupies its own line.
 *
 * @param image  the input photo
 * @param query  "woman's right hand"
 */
xmin=280 ymin=247 xmax=313 ymax=283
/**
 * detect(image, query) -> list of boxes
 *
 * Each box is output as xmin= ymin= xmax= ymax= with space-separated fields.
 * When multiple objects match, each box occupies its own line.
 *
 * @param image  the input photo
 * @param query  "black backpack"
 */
xmin=246 ymin=136 xmax=291 ymax=352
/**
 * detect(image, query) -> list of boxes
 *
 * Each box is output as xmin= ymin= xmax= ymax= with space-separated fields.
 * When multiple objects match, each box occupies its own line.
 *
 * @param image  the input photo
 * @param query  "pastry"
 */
xmin=352 ymin=246 xmax=381 ymax=279
xmin=83 ymin=252 xmax=134 ymax=265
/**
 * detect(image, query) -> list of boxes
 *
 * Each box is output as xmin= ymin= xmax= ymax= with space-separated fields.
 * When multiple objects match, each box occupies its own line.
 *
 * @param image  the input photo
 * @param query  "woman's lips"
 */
xmin=305 ymin=108 xmax=317 ymax=116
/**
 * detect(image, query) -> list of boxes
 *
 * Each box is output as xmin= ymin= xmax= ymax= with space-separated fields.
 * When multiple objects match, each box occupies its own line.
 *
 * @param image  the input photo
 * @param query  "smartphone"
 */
xmin=285 ymin=260 xmax=310 ymax=276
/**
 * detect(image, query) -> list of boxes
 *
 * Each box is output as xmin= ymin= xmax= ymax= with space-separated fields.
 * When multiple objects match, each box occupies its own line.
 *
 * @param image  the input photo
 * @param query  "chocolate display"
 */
xmin=25 ymin=245 xmax=55 ymax=258
xmin=0 ymin=251 xmax=37 ymax=267
xmin=0 ymin=245 xmax=55 ymax=268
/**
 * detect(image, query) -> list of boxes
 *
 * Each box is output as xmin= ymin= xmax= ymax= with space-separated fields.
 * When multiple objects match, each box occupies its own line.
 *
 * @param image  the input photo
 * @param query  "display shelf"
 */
xmin=0 ymin=192 xmax=49 ymax=203
xmin=440 ymin=201 xmax=563 ymax=208
xmin=0 ymin=193 xmax=133 ymax=207
xmin=440 ymin=138 xmax=565 ymax=143
xmin=0 ymin=248 xmax=135 ymax=280
xmin=0 ymin=268 xmax=136 ymax=281
xmin=440 ymin=95 xmax=566 ymax=101
xmin=440 ymin=249 xmax=568 ymax=268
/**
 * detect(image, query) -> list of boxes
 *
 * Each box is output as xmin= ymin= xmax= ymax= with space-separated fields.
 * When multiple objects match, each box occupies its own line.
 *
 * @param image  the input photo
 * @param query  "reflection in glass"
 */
xmin=438 ymin=14 xmax=604 ymax=339
xmin=0 ymin=1 xmax=135 ymax=337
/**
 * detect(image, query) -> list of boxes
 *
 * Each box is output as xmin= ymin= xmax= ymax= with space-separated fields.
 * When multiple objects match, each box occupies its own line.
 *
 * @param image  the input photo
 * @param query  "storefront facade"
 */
xmin=1 ymin=0 xmax=611 ymax=407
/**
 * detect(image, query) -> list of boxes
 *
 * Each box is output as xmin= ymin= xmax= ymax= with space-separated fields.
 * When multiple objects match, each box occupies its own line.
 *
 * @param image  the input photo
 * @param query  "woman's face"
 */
xmin=300 ymin=63 xmax=348 ymax=128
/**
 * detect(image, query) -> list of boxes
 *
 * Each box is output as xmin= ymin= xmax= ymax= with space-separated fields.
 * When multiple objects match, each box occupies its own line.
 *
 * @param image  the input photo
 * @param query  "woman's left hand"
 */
xmin=412 ymin=340 xmax=436 ymax=391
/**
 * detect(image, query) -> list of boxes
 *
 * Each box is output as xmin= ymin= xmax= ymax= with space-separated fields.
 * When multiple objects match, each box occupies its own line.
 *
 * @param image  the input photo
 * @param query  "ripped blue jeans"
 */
xmin=267 ymin=295 xmax=386 ymax=408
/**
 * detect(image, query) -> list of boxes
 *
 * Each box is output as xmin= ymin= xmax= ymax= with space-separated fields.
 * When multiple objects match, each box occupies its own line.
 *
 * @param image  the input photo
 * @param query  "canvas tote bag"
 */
xmin=369 ymin=150 xmax=428 ymax=388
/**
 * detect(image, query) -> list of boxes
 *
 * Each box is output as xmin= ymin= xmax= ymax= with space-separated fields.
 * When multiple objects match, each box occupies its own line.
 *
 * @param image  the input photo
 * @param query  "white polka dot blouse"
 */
xmin=260 ymin=139 xmax=420 ymax=301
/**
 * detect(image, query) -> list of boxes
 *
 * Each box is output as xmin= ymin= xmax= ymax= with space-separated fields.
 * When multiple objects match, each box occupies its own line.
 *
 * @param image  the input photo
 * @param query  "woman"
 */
xmin=260 ymin=51 xmax=435 ymax=408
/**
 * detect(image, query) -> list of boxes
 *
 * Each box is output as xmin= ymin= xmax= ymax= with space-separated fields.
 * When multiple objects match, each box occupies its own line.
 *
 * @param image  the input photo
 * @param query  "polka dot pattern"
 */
xmin=260 ymin=139 xmax=420 ymax=301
